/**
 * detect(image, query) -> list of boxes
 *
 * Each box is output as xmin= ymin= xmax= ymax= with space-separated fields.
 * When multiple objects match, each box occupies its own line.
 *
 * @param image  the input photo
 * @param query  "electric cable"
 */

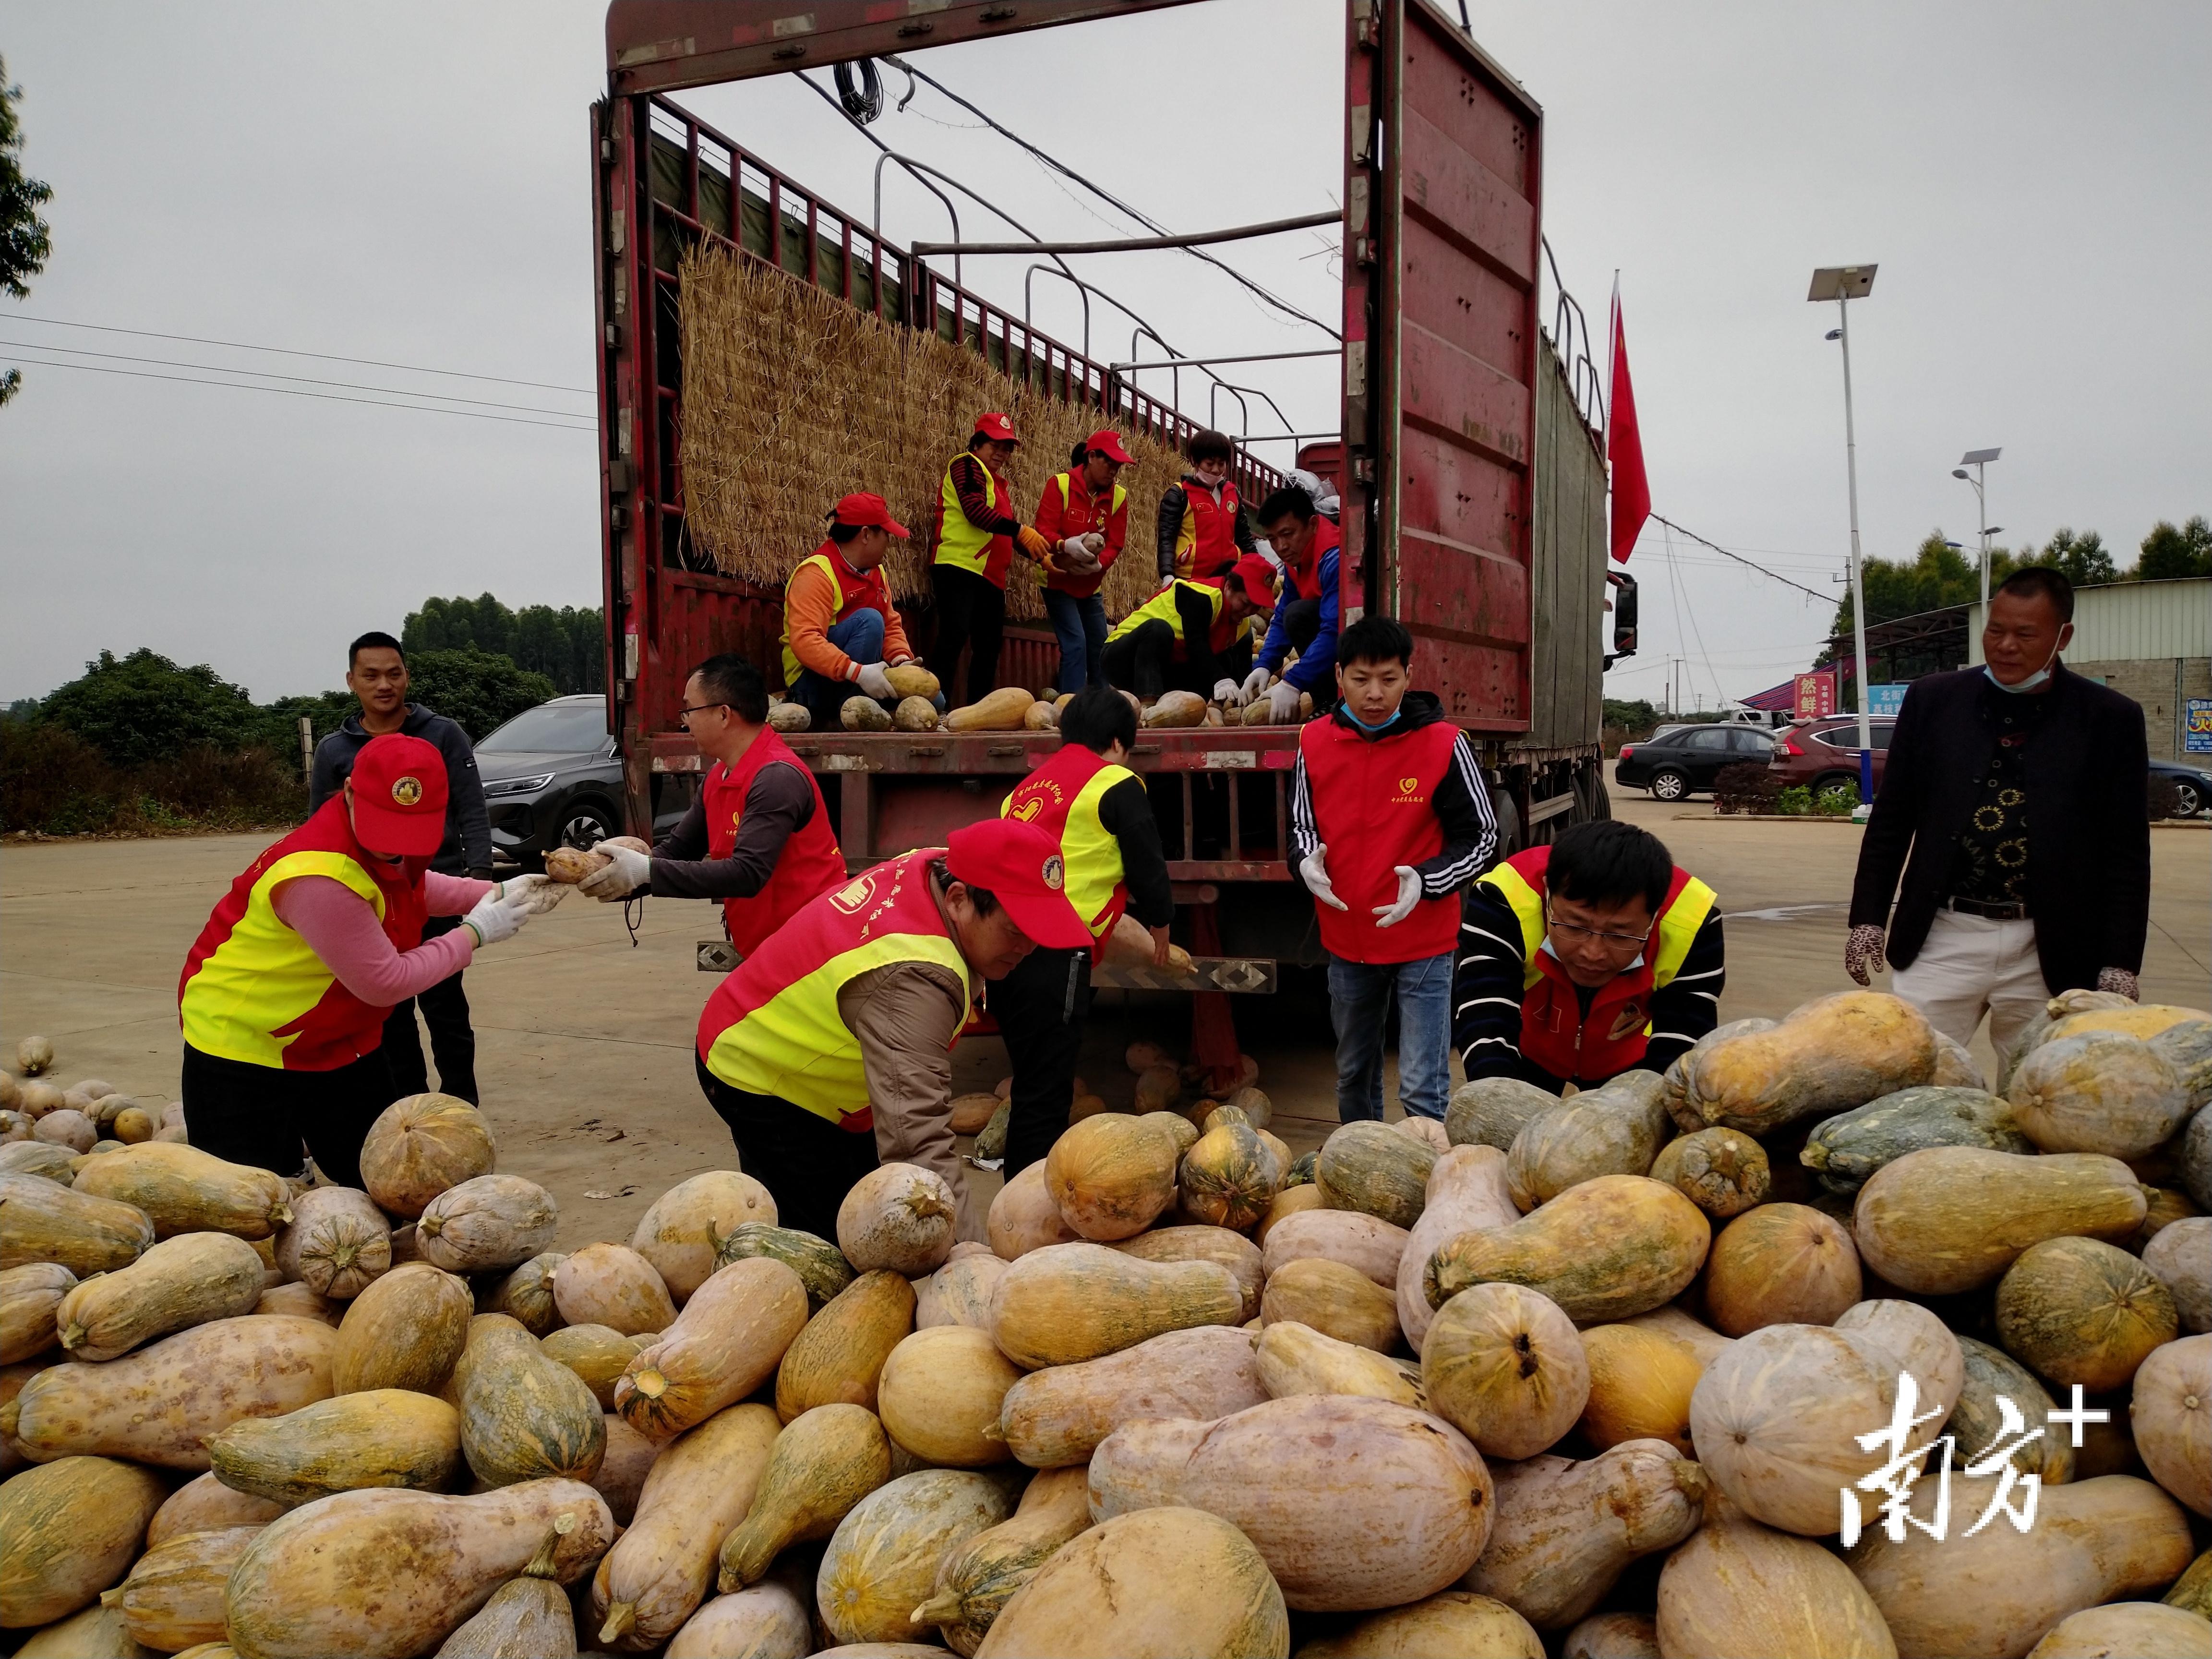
xmin=1648 ymin=513 xmax=1835 ymax=604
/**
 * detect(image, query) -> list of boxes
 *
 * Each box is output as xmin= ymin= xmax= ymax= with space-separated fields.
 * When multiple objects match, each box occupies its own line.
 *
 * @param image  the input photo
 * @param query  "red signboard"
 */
xmin=1793 ymin=672 xmax=1838 ymax=719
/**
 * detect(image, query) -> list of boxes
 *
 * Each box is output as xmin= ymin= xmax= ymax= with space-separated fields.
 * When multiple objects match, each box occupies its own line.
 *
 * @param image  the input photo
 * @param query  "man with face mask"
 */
xmin=1844 ymin=565 xmax=2152 ymax=1059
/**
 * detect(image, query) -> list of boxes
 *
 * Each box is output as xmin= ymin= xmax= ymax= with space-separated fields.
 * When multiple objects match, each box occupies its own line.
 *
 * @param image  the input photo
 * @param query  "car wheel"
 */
xmin=2174 ymin=779 xmax=2203 ymax=819
xmin=558 ymin=801 xmax=618 ymax=852
xmin=1814 ymin=774 xmax=1860 ymax=810
xmin=1648 ymin=769 xmax=1688 ymax=802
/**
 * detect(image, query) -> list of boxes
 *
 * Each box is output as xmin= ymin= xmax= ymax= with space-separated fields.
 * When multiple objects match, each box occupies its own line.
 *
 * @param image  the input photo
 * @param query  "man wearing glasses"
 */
xmin=1454 ymin=819 xmax=1724 ymax=1094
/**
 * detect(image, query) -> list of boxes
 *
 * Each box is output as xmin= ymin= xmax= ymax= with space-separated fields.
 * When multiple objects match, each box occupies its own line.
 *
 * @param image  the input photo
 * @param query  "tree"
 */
xmin=37 ymin=649 xmax=276 ymax=768
xmin=1826 ymin=531 xmax=2020 ymax=641
xmin=1 ymin=56 xmax=56 ymax=409
xmin=402 ymin=649 xmax=557 ymax=742
xmin=2041 ymin=528 xmax=2116 ymax=588
xmin=2138 ymin=516 xmax=2212 ymax=582
xmin=404 ymin=592 xmax=603 ymax=694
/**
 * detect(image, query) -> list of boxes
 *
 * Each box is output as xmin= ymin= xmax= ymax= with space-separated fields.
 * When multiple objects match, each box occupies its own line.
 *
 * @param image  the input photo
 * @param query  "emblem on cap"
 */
xmin=391 ymin=776 xmax=424 ymax=807
xmin=1042 ymin=854 xmax=1065 ymax=891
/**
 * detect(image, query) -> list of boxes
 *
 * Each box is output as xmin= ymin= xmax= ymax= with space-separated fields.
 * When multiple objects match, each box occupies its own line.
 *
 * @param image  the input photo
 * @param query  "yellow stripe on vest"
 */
xmin=1002 ymin=761 xmax=1134 ymax=936
xmin=1475 ymin=864 xmax=1716 ymax=997
xmin=934 ymin=457 xmax=1000 ymax=575
xmin=780 ymin=551 xmax=841 ymax=691
xmin=1105 ymin=579 xmax=1223 ymax=646
xmin=180 ymin=851 xmax=385 ymax=1068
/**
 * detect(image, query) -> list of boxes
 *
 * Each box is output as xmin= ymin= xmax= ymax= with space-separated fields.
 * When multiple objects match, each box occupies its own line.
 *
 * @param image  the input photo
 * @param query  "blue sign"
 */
xmin=2186 ymin=698 xmax=2212 ymax=756
xmin=1868 ymin=684 xmax=1908 ymax=717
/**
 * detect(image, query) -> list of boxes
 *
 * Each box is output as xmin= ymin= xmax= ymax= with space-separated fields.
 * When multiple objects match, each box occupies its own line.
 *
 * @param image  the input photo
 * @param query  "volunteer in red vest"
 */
xmin=1290 ymin=616 xmax=1497 ymax=1122
xmin=577 ymin=653 xmax=846 ymax=957
xmin=177 ymin=733 xmax=554 ymax=1184
xmin=1034 ymin=430 xmax=1133 ymax=694
xmin=1240 ymin=484 xmax=1344 ymax=722
xmin=1156 ymin=428 xmax=1256 ymax=582
xmin=695 ymin=817 xmax=1091 ymax=1239
xmin=993 ymin=686 xmax=1176 ymax=1174
xmin=780 ymin=492 xmax=928 ymax=733
xmin=934 ymin=413 xmax=1056 ymax=709
xmin=1455 ymin=819 xmax=1725 ymax=1095
xmin=1100 ymin=554 xmax=1275 ymax=707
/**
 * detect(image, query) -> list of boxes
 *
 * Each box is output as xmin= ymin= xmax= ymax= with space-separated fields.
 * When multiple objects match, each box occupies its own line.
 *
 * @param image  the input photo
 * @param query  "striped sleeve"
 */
xmin=1288 ymin=744 xmax=1320 ymax=870
xmin=1642 ymin=911 xmax=1726 ymax=1076
xmin=1415 ymin=731 xmax=1499 ymax=898
xmin=1453 ymin=879 xmax=1531 ymax=1081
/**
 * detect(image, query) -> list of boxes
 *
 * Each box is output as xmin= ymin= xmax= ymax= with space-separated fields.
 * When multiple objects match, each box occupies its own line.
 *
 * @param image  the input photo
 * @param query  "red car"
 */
xmin=1768 ymin=715 xmax=1897 ymax=807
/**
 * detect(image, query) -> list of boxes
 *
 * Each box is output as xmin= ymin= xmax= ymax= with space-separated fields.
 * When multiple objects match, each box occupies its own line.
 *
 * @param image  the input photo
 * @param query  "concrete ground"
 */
xmin=4 ymin=769 xmax=2205 ymax=1252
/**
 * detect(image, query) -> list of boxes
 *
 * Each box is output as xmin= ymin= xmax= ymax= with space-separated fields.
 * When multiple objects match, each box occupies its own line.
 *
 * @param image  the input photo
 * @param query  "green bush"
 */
xmin=36 ymin=649 xmax=275 ymax=768
xmin=401 ymin=649 xmax=559 ymax=742
xmin=0 ymin=719 xmax=303 ymax=837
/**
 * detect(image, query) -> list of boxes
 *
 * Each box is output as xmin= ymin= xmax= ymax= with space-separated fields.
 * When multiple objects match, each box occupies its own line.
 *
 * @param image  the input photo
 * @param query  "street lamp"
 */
xmin=1951 ymin=446 xmax=2002 ymax=610
xmin=1810 ymin=263 xmax=1877 ymax=806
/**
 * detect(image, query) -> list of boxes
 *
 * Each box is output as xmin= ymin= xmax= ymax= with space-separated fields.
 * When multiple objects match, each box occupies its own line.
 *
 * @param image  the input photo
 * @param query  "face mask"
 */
xmin=1343 ymin=703 xmax=1401 ymax=734
xmin=1984 ymin=636 xmax=2062 ymax=694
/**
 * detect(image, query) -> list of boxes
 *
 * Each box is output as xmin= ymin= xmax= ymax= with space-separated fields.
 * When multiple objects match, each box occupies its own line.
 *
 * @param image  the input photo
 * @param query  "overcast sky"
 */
xmin=4 ymin=1 xmax=2206 ymax=709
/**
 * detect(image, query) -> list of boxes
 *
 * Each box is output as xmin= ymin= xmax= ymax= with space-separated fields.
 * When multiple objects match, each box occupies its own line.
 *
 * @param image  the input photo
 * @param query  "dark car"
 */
xmin=2151 ymin=756 xmax=2212 ymax=819
xmin=1767 ymin=715 xmax=1897 ymax=808
xmin=1615 ymin=724 xmax=1777 ymax=801
xmin=476 ymin=695 xmax=628 ymax=871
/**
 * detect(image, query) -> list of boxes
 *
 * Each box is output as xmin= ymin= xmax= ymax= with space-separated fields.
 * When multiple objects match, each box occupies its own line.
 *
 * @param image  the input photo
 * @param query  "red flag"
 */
xmin=1608 ymin=292 xmax=1650 ymax=563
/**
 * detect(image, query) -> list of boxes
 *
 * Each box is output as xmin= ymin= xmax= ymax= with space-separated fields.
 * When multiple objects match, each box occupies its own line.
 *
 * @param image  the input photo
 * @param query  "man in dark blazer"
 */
xmin=1844 ymin=565 xmax=2151 ymax=1064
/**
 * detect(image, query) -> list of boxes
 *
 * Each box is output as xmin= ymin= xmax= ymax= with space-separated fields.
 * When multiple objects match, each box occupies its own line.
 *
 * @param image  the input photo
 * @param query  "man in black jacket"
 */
xmin=309 ymin=631 xmax=493 ymax=1102
xmin=1845 ymin=566 xmax=2152 ymax=1061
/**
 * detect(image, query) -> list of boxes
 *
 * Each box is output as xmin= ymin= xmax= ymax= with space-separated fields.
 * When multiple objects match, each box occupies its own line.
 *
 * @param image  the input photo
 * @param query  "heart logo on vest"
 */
xmin=1008 ymin=798 xmax=1043 ymax=824
xmin=390 ymin=776 xmax=423 ymax=807
xmin=1399 ymin=776 xmax=1419 ymax=794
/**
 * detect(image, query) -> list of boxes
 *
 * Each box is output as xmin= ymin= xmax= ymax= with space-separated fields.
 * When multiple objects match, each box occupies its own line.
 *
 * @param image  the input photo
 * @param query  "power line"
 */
xmin=1662 ymin=522 xmax=1726 ymax=709
xmin=1647 ymin=513 xmax=1836 ymax=605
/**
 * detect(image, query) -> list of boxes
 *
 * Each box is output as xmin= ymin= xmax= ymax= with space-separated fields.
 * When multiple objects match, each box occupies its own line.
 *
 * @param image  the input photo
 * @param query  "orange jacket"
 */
xmin=782 ymin=542 xmax=913 ymax=683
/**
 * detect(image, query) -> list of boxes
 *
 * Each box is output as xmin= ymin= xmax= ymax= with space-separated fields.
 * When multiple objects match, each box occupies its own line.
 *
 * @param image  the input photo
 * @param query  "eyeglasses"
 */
xmin=1544 ymin=901 xmax=1652 ymax=952
xmin=677 ymin=701 xmax=729 ymax=726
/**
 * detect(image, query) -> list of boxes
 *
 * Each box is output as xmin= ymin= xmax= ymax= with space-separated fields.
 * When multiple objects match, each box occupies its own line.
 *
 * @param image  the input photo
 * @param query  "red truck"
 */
xmin=592 ymin=0 xmax=1625 ymax=1072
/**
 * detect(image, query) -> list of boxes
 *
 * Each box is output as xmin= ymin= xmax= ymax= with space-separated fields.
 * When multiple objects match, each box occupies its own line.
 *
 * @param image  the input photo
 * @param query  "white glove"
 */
xmin=853 ymin=661 xmax=897 ymax=701
xmin=463 ymin=885 xmax=536 ymax=948
xmin=1267 ymin=680 xmax=1303 ymax=723
xmin=1212 ymin=678 xmax=1240 ymax=706
xmin=577 ymin=843 xmax=650 ymax=901
xmin=1058 ymin=537 xmax=1092 ymax=563
xmin=493 ymin=873 xmax=567 ymax=916
xmin=1080 ymin=532 xmax=1106 ymax=558
xmin=1240 ymin=665 xmax=1273 ymax=704
xmin=1300 ymin=844 xmax=1348 ymax=911
xmin=1373 ymin=865 xmax=1423 ymax=928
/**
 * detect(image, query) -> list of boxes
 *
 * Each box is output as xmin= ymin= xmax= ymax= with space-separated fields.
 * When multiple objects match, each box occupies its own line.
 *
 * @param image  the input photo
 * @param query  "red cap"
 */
xmin=944 ymin=818 xmax=1091 ymax=950
xmin=1084 ymin=429 xmax=1133 ymax=464
xmin=972 ymin=411 xmax=1019 ymax=445
xmin=348 ymin=733 xmax=449 ymax=857
xmin=1227 ymin=554 xmax=1282 ymax=608
xmin=830 ymin=492 xmax=911 ymax=537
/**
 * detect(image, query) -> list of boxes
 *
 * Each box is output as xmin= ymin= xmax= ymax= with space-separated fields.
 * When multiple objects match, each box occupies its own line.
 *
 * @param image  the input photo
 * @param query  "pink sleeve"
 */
xmin=271 ymin=876 xmax=476 ymax=1006
xmin=425 ymin=871 xmax=495 ymax=915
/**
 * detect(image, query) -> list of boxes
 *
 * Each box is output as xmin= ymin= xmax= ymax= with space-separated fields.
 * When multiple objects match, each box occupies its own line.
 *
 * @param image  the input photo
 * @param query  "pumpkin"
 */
xmin=0 ymin=1262 xmax=73 ymax=1363
xmin=331 ymin=1262 xmax=473 ymax=1394
xmin=2048 ymin=1002 xmax=2211 ymax=1046
xmin=1507 ymin=1092 xmax=1666 ymax=1212
xmin=2131 ymin=1333 xmax=2209 ymax=1517
xmin=2185 ymin=1104 xmax=2212 ymax=1212
xmin=72 ymin=1142 xmax=291 ymax=1238
xmin=616 ymin=1257 xmax=809 ymax=1440
xmin=456 ymin=1315 xmax=606 ymax=1486
xmin=1089 ymin=1394 xmax=1492 ymax=1612
xmin=208 ymin=1387 xmax=460 ymax=1506
xmin=1140 ymin=689 xmax=1207 ymax=728
xmin=1298 ymin=1592 xmax=1542 ymax=1658
xmin=765 ymin=699 xmax=810 ymax=732
xmin=1562 ymin=1611 xmax=1662 ymax=1659
xmin=1464 ymin=1441 xmax=1707 ymax=1630
xmin=0 ymin=1142 xmax=79 ymax=1182
xmin=1106 ymin=1228 xmax=1255 ymax=1321
xmin=947 ymin=1092 xmax=999 ymax=1135
xmin=1317 ymin=1120 xmax=1435 ymax=1228
xmin=358 ymin=1094 xmax=497 ymax=1219
xmin=1045 ymin=1113 xmax=1179 ymax=1240
xmin=986 ymin=1163 xmax=1078 ymax=1259
xmin=147 ymin=1473 xmax=287 ymax=1550
xmin=0 ymin=1455 xmax=169 ymax=1628
xmin=2164 ymin=1549 xmax=2212 ymax=1617
xmin=839 ymin=1163 xmax=957 ymax=1275
xmin=665 ymin=1583 xmax=809 ymax=1659
xmin=32 ymin=1110 xmax=94 ymax=1154
xmin=1851 ymin=1146 xmax=2147 ymax=1294
xmin=1622 ymin=1302 xmax=1735 ymax=1370
xmin=589 ymin=1401 xmax=780 ymax=1651
xmin=12 ymin=1314 xmax=335 ymax=1469
xmin=1398 ymin=1145 xmax=1517 ymax=1353
xmin=1260 ymin=1210 xmax=1407 ymax=1291
xmin=775 ymin=1268 xmax=915 ymax=1421
xmin=882 ymin=662 xmax=940 ymax=703
xmin=1258 ymin=1185 xmax=1327 ymax=1244
xmin=1425 ymin=1174 xmax=1711 ymax=1326
xmin=223 ymin=1479 xmax=615 ymax=1659
xmin=1260 ymin=1257 xmax=1400 ymax=1353
xmin=1703 ymin=1203 xmax=1861 ymax=1335
xmin=2151 ymin=1018 xmax=2212 ymax=1113
xmin=841 ymin=695 xmax=893 ymax=730
xmin=1829 ymin=1301 xmax=1957 ymax=1450
xmin=1421 ymin=1281 xmax=1587 ymax=1458
xmin=916 ymin=1253 xmax=1009 ymax=1330
xmin=106 ymin=1526 xmax=261 ymax=1652
xmin=540 ymin=1324 xmax=646 ymax=1409
xmin=2028 ymin=1602 xmax=2211 ymax=1659
xmin=1649 ymin=1127 xmax=1770 ymax=1217
xmin=877 ymin=1324 xmax=1022 ymax=1467
xmin=1996 ymin=1236 xmax=2177 ymax=1391
xmin=435 ymin=1571 xmax=577 ymax=1659
xmin=715 ymin=1401 xmax=890 ymax=1591
xmin=551 ymin=1244 xmax=675 ymax=1337
xmin=714 ymin=1222 xmax=854 ymax=1309
xmin=816 ymin=1468 xmax=1018 ymax=1646
xmin=1578 ymin=1323 xmax=1701 ymax=1455
xmin=997 ymin=1323 xmax=1267 ymax=1467
xmin=0 ymin=1173 xmax=154 ymax=1274
xmin=945 ymin=687 xmax=1035 ymax=731
xmin=1847 ymin=1473 xmax=2193 ymax=1659
xmin=629 ymin=1170 xmax=777 ymax=1303
xmin=1178 ymin=1119 xmax=1277 ymax=1232
xmin=481 ymin=1251 xmax=565 ymax=1334
xmin=1800 ymin=1084 xmax=2032 ymax=1196
xmin=911 ymin=1464 xmax=1092 ymax=1656
xmin=989 ymin=1241 xmax=1243 ymax=1368
xmin=1681 ymin=990 xmax=1937 ymax=1136
xmin=589 ymin=1414 xmax=656 ymax=1527
xmin=2145 ymin=1215 xmax=2211 ymax=1333
xmin=1445 ymin=1076 xmax=1559 ymax=1151
xmin=417 ymin=1175 xmax=559 ymax=1274
xmin=1254 ymin=1319 xmax=1425 ymax=1409
xmin=273 ymin=1185 xmax=389 ymax=1299
xmin=1931 ymin=1027 xmax=1984 ymax=1087
xmin=1658 ymin=1491 xmax=1897 ymax=1659
xmin=12 ymin=1600 xmax=161 ymax=1659
xmin=1952 ymin=1335 xmax=2073 ymax=1484
xmin=1132 ymin=1063 xmax=1183 ymax=1115
xmin=110 ymin=1108 xmax=156 ymax=1145
xmin=2009 ymin=1031 xmax=2193 ymax=1158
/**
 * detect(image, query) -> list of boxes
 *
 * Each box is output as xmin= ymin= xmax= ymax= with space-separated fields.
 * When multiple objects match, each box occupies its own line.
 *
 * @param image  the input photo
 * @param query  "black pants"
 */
xmin=1101 ymin=621 xmax=1252 ymax=702
xmin=1278 ymin=595 xmax=1323 ymax=657
xmin=992 ymin=945 xmax=1092 ymax=1176
xmin=932 ymin=563 xmax=1007 ymax=709
xmin=180 ymin=1043 xmax=399 ymax=1187
xmin=695 ymin=1054 xmax=879 ymax=1241
xmin=381 ymin=914 xmax=477 ymax=1102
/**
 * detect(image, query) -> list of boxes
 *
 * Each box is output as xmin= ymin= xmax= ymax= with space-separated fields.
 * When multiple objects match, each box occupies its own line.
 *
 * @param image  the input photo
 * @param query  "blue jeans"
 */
xmin=1327 ymin=949 xmax=1455 ymax=1122
xmin=791 ymin=612 xmax=884 ymax=731
xmin=1043 ymin=589 xmax=1109 ymax=694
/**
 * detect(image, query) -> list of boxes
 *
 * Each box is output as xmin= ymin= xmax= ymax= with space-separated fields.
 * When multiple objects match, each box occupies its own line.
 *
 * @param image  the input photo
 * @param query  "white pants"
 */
xmin=1891 ymin=909 xmax=2050 ymax=1062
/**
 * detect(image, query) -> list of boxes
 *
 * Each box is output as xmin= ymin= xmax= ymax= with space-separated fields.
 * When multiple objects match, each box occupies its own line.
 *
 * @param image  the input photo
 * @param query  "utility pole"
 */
xmin=1811 ymin=265 xmax=1877 ymax=807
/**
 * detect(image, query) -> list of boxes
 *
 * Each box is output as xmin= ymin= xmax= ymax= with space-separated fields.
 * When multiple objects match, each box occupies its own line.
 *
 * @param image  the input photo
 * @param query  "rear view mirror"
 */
xmin=1607 ymin=570 xmax=1639 ymax=661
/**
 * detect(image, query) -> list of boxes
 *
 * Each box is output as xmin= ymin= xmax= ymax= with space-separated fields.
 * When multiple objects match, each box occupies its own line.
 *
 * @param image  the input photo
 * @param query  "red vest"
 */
xmin=1296 ymin=715 xmax=1463 ymax=964
xmin=704 ymin=728 xmax=849 ymax=957
xmin=1001 ymin=742 xmax=1134 ymax=947
xmin=178 ymin=796 xmax=429 ymax=1070
xmin=1183 ymin=479 xmax=1244 ymax=579
xmin=1279 ymin=517 xmax=1339 ymax=604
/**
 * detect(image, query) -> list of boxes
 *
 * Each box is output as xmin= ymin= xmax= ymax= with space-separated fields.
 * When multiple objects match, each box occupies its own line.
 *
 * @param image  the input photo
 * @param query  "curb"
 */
xmin=1671 ymin=813 xmax=1863 ymax=824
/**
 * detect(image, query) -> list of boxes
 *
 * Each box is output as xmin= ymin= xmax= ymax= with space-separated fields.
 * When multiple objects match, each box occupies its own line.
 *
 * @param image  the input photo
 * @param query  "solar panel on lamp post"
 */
xmin=1810 ymin=264 xmax=1877 ymax=808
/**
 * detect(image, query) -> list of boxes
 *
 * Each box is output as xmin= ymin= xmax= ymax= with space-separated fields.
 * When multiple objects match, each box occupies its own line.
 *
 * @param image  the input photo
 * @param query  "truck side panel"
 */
xmin=1526 ymin=336 xmax=1608 ymax=756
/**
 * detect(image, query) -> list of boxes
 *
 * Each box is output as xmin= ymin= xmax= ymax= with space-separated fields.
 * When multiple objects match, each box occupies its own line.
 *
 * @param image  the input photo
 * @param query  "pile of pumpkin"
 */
xmin=3 ymin=985 xmax=2210 ymax=1659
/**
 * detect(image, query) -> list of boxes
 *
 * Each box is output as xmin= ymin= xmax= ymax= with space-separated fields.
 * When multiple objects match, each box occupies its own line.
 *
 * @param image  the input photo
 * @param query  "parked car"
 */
xmin=1615 ymin=725 xmax=1777 ymax=801
xmin=475 ymin=694 xmax=631 ymax=871
xmin=1767 ymin=715 xmax=1898 ymax=808
xmin=1651 ymin=708 xmax=1793 ymax=740
xmin=2150 ymin=756 xmax=2212 ymax=819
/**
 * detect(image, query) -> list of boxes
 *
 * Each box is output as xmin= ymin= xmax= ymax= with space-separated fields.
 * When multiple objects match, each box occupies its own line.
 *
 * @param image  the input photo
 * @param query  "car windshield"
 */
xmin=476 ymin=702 xmax=608 ymax=754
